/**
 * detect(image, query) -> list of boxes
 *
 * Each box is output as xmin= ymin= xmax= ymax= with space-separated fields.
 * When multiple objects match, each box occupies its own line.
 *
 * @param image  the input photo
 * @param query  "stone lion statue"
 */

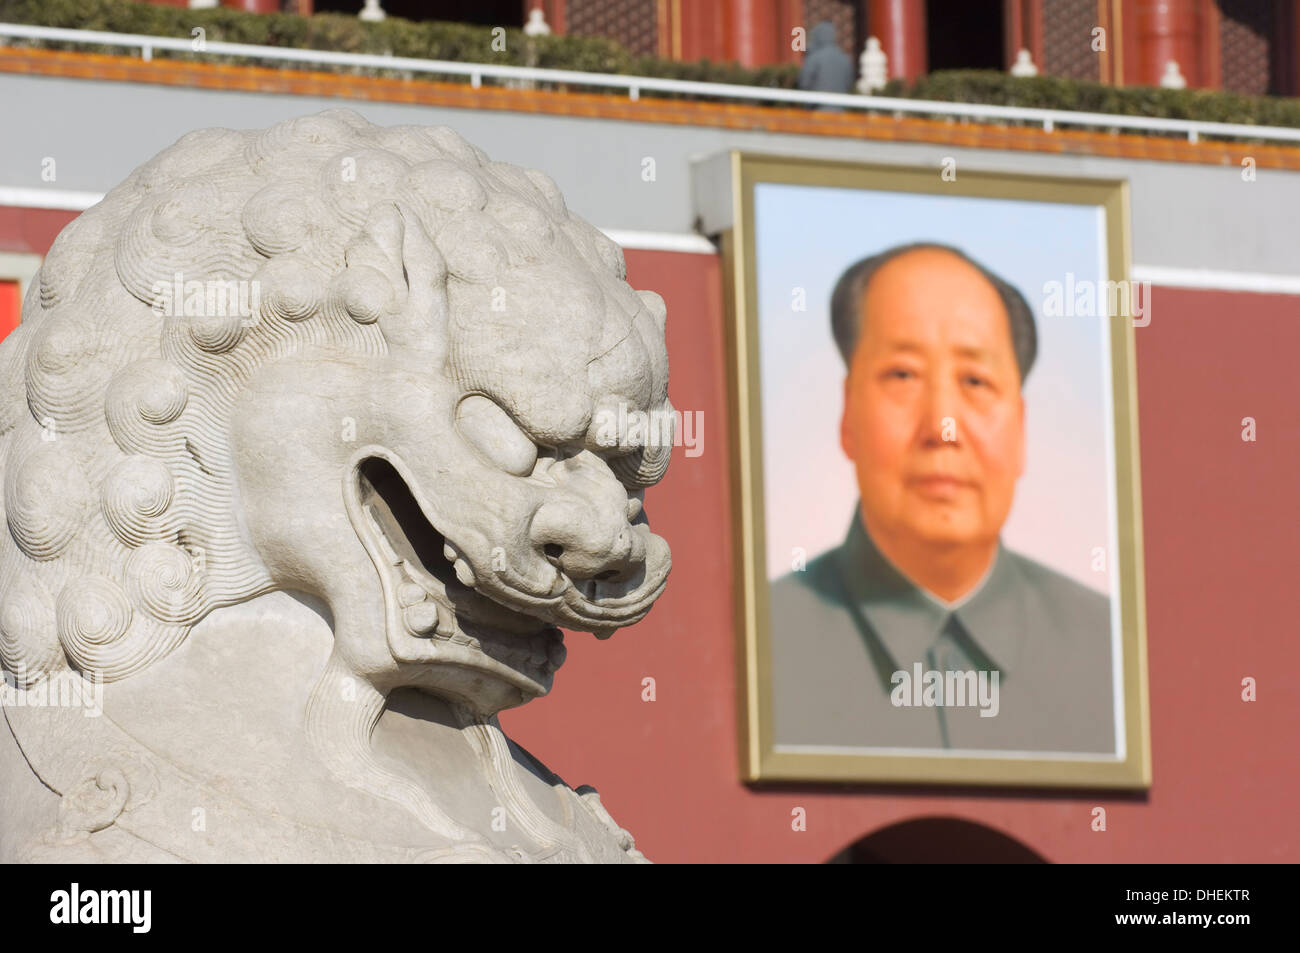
xmin=0 ymin=109 xmax=673 ymax=863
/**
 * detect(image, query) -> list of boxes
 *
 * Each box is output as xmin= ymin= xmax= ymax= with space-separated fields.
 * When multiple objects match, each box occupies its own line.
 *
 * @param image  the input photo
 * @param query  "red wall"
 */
xmin=0 ymin=206 xmax=77 ymax=341
xmin=503 ymin=252 xmax=1300 ymax=863
xmin=0 ymin=282 xmax=18 ymax=339
xmin=0 ymin=206 xmax=77 ymax=258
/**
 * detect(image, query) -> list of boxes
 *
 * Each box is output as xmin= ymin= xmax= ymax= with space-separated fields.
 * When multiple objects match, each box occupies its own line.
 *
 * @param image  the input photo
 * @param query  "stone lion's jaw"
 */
xmin=346 ymin=450 xmax=669 ymax=710
xmin=348 ymin=453 xmax=562 ymax=705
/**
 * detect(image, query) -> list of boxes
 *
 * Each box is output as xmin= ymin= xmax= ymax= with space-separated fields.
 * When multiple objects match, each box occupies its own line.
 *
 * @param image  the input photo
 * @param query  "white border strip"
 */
xmin=0 ymin=188 xmax=721 ymax=255
xmin=601 ymin=229 xmax=716 ymax=254
xmin=0 ymin=186 xmax=102 ymax=211
xmin=6 ymin=187 xmax=1299 ymax=290
xmin=1132 ymin=264 xmax=1300 ymax=295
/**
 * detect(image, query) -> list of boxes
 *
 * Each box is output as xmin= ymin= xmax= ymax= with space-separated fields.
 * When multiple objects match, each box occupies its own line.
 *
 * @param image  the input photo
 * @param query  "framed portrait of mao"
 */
xmin=722 ymin=153 xmax=1151 ymax=788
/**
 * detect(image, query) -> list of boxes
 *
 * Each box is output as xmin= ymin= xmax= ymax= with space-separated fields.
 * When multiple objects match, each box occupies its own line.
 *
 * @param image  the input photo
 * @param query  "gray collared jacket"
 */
xmin=769 ymin=505 xmax=1116 ymax=753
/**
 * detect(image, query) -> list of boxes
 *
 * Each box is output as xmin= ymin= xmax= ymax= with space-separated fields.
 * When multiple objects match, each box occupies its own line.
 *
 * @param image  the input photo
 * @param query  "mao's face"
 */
xmin=840 ymin=248 xmax=1025 ymax=551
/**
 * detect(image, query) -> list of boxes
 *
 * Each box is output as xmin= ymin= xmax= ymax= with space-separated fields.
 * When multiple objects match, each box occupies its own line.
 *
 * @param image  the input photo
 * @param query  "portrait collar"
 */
xmin=834 ymin=504 xmax=1027 ymax=677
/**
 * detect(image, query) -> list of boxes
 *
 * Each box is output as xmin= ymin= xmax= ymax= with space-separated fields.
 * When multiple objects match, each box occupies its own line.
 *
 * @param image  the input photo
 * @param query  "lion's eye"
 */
xmin=454 ymin=395 xmax=538 ymax=476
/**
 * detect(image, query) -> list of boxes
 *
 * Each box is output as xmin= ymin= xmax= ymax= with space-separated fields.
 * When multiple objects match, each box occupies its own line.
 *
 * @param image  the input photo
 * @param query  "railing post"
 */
xmin=141 ymin=43 xmax=152 ymax=62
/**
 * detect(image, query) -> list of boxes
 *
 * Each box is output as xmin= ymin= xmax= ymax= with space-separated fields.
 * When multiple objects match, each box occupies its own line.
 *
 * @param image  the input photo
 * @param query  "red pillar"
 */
xmin=1005 ymin=0 xmax=1023 ymax=69
xmin=867 ymin=0 xmax=927 ymax=81
xmin=1005 ymin=0 xmax=1045 ymax=73
xmin=775 ymin=0 xmax=803 ymax=64
xmin=1026 ymin=0 xmax=1045 ymax=69
xmin=725 ymin=0 xmax=781 ymax=67
xmin=1133 ymin=0 xmax=1203 ymax=87
xmin=678 ymin=0 xmax=728 ymax=63
xmin=1198 ymin=0 xmax=1220 ymax=89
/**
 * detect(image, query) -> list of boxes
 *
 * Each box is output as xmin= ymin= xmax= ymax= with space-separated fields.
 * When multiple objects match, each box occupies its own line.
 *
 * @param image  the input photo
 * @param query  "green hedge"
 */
xmin=885 ymin=70 xmax=1300 ymax=130
xmin=3 ymin=0 xmax=1299 ymax=133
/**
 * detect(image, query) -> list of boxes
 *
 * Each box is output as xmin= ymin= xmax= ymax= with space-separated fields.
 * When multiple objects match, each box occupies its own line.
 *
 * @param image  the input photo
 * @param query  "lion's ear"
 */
xmin=344 ymin=202 xmax=448 ymax=355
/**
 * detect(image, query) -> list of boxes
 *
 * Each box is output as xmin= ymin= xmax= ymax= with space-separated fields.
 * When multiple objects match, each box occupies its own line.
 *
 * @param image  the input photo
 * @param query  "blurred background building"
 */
xmin=138 ymin=0 xmax=1300 ymax=94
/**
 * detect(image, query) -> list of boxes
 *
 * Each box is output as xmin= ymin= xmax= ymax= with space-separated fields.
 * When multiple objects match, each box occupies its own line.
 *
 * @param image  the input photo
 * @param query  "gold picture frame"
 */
xmin=724 ymin=151 xmax=1151 ymax=789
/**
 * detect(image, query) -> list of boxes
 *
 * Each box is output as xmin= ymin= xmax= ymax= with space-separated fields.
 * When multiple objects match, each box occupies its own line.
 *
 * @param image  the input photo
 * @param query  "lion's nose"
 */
xmin=529 ymin=499 xmax=645 ymax=583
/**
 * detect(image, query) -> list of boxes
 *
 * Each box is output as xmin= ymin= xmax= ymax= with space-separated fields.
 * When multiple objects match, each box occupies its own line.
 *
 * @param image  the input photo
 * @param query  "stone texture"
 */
xmin=0 ymin=110 xmax=672 ymax=863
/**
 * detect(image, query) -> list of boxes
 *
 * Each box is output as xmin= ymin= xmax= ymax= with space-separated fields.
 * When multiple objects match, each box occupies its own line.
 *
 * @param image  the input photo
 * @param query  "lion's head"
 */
xmin=0 ymin=109 xmax=672 ymax=730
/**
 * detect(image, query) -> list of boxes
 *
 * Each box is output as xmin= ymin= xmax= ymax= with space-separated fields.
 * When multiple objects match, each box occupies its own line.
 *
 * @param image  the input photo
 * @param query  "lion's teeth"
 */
xmin=403 ymin=602 xmax=439 ymax=636
xmin=435 ymin=604 xmax=456 ymax=637
xmin=397 ymin=582 xmax=426 ymax=608
xmin=454 ymin=558 xmax=476 ymax=588
xmin=443 ymin=542 xmax=458 ymax=562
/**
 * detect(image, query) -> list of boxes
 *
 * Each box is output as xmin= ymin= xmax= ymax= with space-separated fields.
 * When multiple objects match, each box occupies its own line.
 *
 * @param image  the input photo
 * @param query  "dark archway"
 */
xmin=925 ymin=0 xmax=1005 ymax=72
xmin=828 ymin=817 xmax=1048 ymax=863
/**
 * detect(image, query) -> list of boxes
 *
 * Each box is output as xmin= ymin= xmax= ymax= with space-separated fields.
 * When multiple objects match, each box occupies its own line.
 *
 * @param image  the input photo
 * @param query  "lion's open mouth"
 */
xmin=345 ymin=446 xmax=670 ymax=705
xmin=354 ymin=456 xmax=565 ymax=689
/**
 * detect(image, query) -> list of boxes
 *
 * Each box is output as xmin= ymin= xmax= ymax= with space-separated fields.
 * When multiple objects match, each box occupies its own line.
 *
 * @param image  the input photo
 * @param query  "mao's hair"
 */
xmin=829 ymin=242 xmax=1038 ymax=385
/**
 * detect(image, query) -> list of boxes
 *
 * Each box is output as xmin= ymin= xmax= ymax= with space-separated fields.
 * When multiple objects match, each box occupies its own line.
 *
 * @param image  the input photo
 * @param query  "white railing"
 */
xmin=3 ymin=22 xmax=1300 ymax=145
